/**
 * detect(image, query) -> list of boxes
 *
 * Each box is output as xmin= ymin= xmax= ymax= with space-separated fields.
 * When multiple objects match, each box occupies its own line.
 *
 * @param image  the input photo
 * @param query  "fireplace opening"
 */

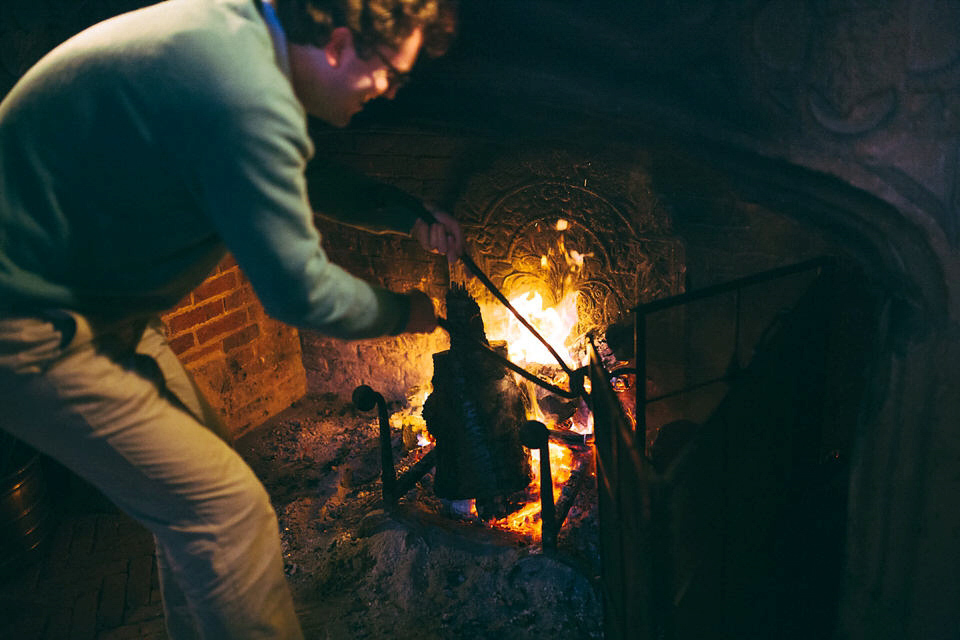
xmin=254 ymin=123 xmax=911 ymax=640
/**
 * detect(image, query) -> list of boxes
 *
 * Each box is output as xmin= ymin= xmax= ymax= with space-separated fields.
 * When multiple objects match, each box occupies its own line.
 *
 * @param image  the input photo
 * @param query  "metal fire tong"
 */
xmin=420 ymin=211 xmax=589 ymax=401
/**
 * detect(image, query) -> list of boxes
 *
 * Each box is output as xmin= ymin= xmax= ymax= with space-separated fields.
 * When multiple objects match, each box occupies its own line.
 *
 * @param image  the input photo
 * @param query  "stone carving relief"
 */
xmin=907 ymin=0 xmax=960 ymax=73
xmin=747 ymin=0 xmax=960 ymax=246
xmin=455 ymin=0 xmax=959 ymax=250
xmin=451 ymin=149 xmax=685 ymax=333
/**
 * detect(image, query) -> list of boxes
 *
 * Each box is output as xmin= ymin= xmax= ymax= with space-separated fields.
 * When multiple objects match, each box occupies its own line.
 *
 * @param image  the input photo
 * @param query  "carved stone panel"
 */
xmin=451 ymin=149 xmax=685 ymax=334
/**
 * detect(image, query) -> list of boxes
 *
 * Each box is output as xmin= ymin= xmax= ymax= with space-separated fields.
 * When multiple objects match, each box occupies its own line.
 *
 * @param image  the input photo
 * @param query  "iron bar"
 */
xmin=634 ymin=256 xmax=831 ymax=314
xmin=437 ymin=317 xmax=585 ymax=399
xmin=355 ymin=384 xmax=439 ymax=507
xmin=635 ymin=309 xmax=647 ymax=443
xmin=547 ymin=428 xmax=592 ymax=448
xmin=352 ymin=385 xmax=396 ymax=503
xmin=392 ymin=447 xmax=438 ymax=500
xmin=644 ymin=375 xmax=735 ymax=405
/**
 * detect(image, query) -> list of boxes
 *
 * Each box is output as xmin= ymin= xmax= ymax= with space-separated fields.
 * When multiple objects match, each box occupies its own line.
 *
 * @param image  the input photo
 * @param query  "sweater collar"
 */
xmin=257 ymin=0 xmax=291 ymax=78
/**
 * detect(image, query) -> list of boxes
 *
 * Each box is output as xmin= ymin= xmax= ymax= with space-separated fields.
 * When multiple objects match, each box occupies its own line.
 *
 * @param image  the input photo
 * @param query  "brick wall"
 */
xmin=299 ymin=219 xmax=453 ymax=403
xmin=301 ymin=126 xmax=465 ymax=403
xmin=160 ymin=255 xmax=306 ymax=439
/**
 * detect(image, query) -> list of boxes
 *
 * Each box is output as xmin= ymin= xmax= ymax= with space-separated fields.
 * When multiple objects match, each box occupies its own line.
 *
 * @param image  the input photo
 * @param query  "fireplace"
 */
xmin=287 ymin=125 xmax=870 ymax=636
xmin=292 ymin=83 xmax=955 ymax=640
xmin=290 ymin=2 xmax=960 ymax=636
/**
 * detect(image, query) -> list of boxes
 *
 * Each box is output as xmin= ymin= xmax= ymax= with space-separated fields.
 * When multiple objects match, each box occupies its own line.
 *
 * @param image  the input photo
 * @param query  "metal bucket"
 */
xmin=0 ymin=437 xmax=55 ymax=571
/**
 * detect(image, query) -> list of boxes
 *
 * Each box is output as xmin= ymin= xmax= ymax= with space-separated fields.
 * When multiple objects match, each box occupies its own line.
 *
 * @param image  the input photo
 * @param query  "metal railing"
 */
xmin=590 ymin=255 xmax=837 ymax=640
xmin=632 ymin=256 xmax=833 ymax=455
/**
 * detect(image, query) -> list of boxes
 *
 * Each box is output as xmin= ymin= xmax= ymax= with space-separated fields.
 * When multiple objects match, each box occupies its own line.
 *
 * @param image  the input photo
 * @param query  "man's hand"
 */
xmin=402 ymin=289 xmax=438 ymax=333
xmin=411 ymin=206 xmax=464 ymax=264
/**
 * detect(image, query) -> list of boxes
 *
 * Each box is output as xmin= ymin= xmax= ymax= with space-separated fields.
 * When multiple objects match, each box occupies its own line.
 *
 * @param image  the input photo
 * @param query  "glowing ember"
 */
xmin=390 ymin=386 xmax=434 ymax=448
xmin=494 ymin=290 xmax=582 ymax=367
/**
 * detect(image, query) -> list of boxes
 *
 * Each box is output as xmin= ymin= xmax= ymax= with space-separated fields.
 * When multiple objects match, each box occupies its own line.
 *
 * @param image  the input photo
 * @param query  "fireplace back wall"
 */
xmin=304 ymin=127 xmax=835 ymax=404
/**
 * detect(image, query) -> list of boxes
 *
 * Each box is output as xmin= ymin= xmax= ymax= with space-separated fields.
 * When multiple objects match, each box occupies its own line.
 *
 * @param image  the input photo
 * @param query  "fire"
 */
xmin=496 ymin=443 xmax=576 ymax=533
xmin=389 ymin=386 xmax=433 ymax=448
xmin=485 ymin=219 xmax=589 ymax=371
xmin=479 ymin=222 xmax=593 ymax=540
xmin=496 ymin=290 xmax=582 ymax=367
xmin=439 ymin=271 xmax=589 ymax=538
xmin=390 ymin=219 xmax=593 ymax=543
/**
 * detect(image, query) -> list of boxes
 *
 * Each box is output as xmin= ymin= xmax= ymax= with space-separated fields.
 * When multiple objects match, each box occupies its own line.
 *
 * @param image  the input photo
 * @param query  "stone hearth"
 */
xmin=237 ymin=393 xmax=602 ymax=640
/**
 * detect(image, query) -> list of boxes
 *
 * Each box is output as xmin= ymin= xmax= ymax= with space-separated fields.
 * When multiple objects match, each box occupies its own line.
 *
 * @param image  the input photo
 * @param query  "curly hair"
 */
xmin=273 ymin=0 xmax=457 ymax=58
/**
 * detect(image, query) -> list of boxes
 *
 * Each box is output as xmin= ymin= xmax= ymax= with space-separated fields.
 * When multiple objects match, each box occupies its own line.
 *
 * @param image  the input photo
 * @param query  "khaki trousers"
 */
xmin=0 ymin=311 xmax=303 ymax=640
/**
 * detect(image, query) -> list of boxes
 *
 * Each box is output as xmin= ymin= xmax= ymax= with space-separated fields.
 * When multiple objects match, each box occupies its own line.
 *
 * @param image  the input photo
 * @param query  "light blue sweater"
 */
xmin=0 ymin=0 xmax=420 ymax=338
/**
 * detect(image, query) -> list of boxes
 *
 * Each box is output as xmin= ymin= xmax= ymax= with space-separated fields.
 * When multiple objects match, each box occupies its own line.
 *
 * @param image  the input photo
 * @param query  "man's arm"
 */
xmin=306 ymin=158 xmax=464 ymax=262
xmin=304 ymin=158 xmax=427 ymax=234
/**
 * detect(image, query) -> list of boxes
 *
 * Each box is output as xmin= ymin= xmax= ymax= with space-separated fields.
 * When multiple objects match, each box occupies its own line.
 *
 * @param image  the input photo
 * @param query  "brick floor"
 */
xmin=0 ymin=487 xmax=165 ymax=640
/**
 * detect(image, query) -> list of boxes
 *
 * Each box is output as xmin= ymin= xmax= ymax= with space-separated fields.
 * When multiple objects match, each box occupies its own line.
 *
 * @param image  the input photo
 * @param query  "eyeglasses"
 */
xmin=364 ymin=45 xmax=413 ymax=91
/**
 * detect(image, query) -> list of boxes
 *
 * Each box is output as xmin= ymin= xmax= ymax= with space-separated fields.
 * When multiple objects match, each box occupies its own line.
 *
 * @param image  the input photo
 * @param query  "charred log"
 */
xmin=422 ymin=284 xmax=531 ymax=517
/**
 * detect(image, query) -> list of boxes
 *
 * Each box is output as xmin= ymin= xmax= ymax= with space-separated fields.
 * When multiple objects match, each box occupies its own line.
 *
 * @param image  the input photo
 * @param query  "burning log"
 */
xmin=519 ymin=420 xmax=591 ymax=550
xmin=422 ymin=284 xmax=531 ymax=518
xmin=520 ymin=420 xmax=557 ymax=548
xmin=553 ymin=451 xmax=590 ymax=534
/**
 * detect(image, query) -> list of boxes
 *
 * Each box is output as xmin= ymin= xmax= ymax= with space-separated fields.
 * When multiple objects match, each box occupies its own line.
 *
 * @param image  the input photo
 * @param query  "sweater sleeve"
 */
xmin=304 ymin=156 xmax=430 ymax=235
xmin=178 ymin=76 xmax=411 ymax=339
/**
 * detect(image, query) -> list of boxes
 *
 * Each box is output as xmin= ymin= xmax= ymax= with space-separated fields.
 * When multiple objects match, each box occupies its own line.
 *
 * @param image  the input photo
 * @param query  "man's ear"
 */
xmin=324 ymin=26 xmax=354 ymax=68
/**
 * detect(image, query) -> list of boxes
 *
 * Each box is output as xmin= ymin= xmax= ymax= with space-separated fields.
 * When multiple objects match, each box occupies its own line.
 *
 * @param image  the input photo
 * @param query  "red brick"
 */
xmin=168 ymin=294 xmax=193 ymax=313
xmin=196 ymin=309 xmax=247 ymax=345
xmin=166 ymin=298 xmax=224 ymax=335
xmin=167 ymin=332 xmax=196 ymax=355
xmin=179 ymin=341 xmax=223 ymax=365
xmin=224 ymin=284 xmax=258 ymax=312
xmin=222 ymin=323 xmax=260 ymax=352
xmin=191 ymin=271 xmax=238 ymax=303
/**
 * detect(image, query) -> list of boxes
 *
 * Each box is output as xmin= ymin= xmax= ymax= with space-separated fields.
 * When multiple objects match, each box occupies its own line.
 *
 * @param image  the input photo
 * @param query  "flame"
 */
xmin=493 ymin=443 xmax=577 ymax=535
xmin=390 ymin=385 xmax=434 ymax=448
xmin=492 ymin=290 xmax=582 ymax=367
xmin=391 ymin=225 xmax=594 ymax=542
xmin=478 ymin=229 xmax=592 ymax=540
xmin=483 ymin=220 xmax=592 ymax=372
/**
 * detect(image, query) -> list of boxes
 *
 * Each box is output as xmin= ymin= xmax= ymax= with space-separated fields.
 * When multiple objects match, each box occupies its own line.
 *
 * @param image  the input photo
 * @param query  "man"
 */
xmin=0 ymin=0 xmax=461 ymax=637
